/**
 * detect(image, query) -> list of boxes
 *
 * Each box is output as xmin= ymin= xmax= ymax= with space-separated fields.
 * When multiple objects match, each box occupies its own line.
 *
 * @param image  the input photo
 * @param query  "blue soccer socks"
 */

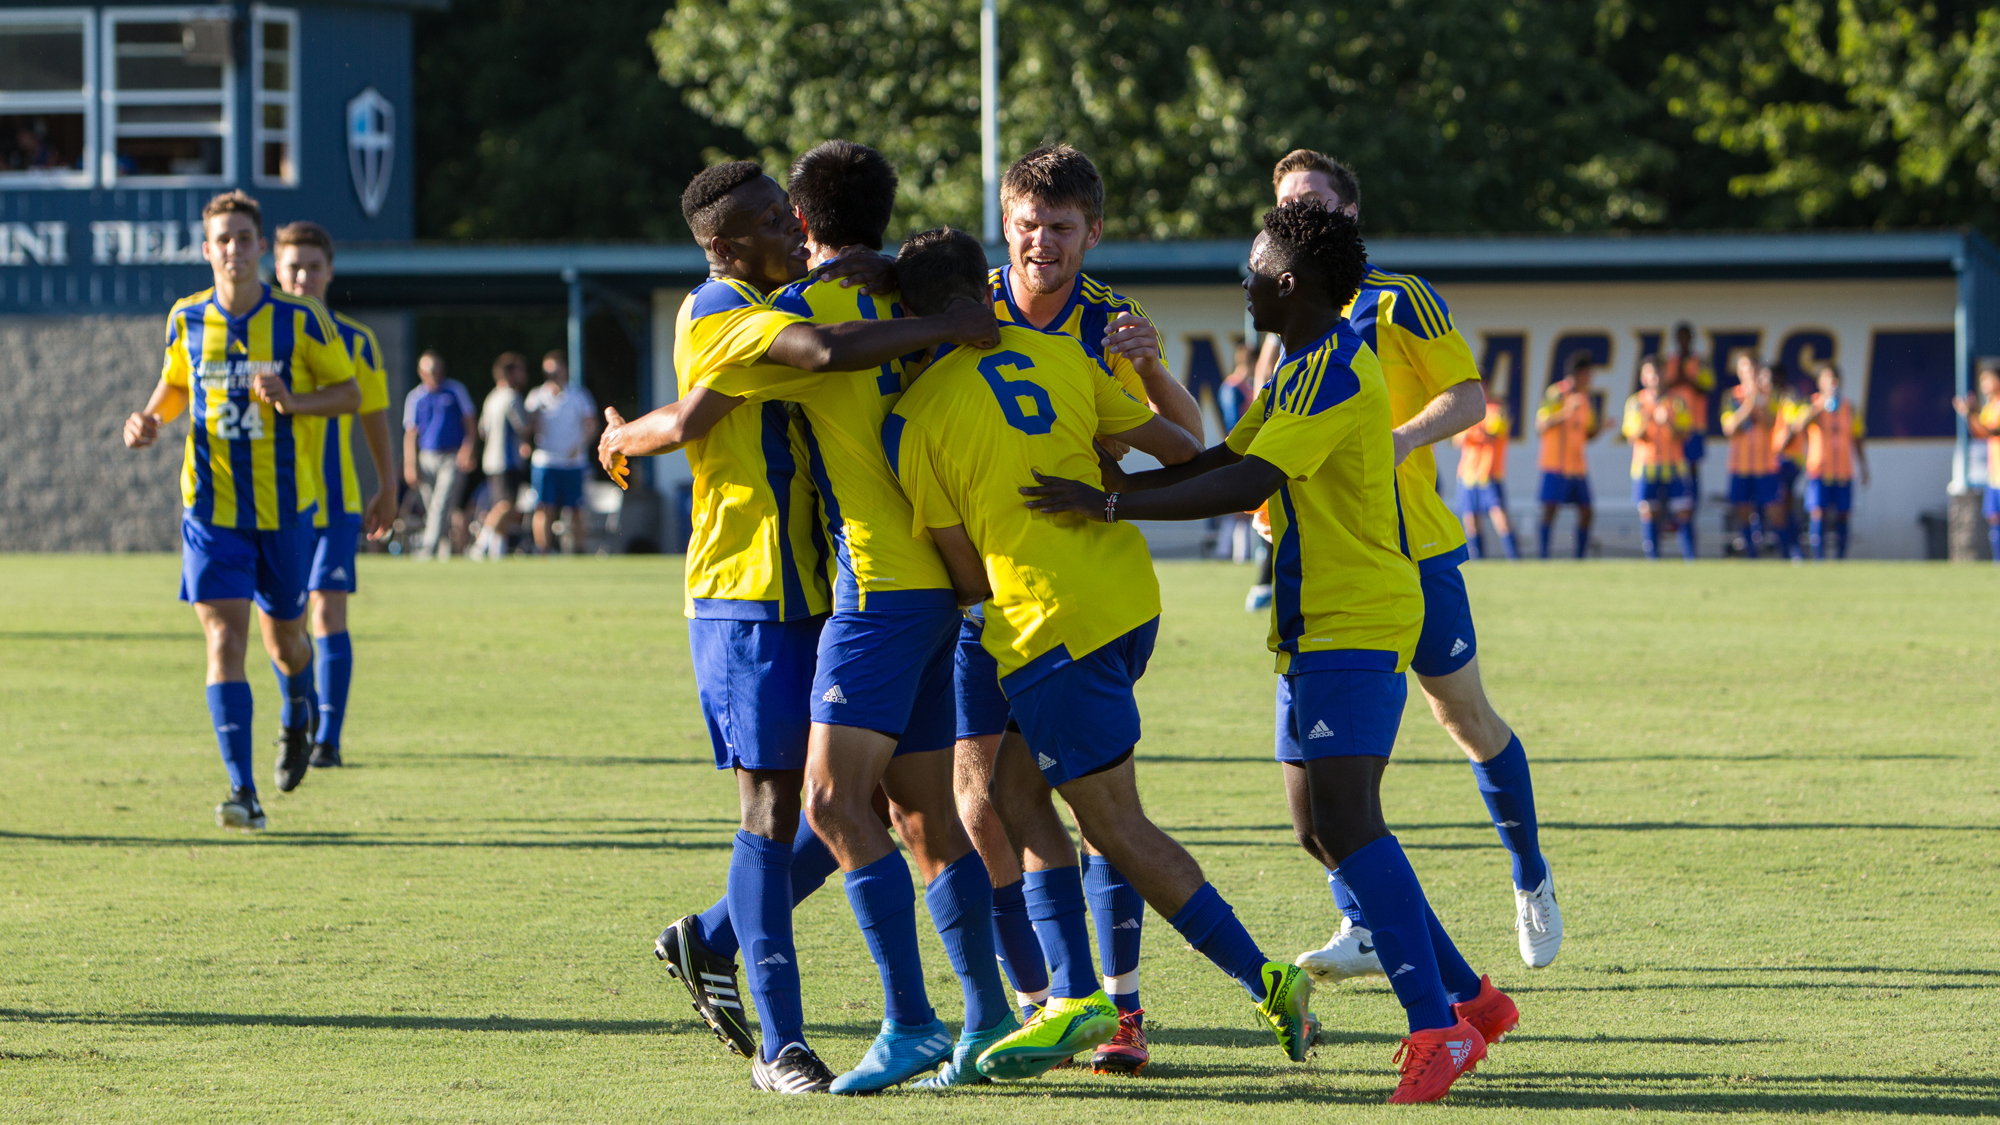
xmin=1024 ymin=865 xmax=1096 ymax=1000
xmin=925 ymin=851 xmax=1010 ymax=1033
xmin=1677 ymin=521 xmax=1696 ymax=561
xmin=1471 ymin=736 xmax=1547 ymax=891
xmin=1083 ymin=854 xmax=1144 ymax=1017
xmin=205 ymin=681 xmax=255 ymax=792
xmin=1537 ymin=521 xmax=1553 ymax=559
xmin=1833 ymin=520 xmax=1849 ymax=559
xmin=1500 ymin=531 xmax=1521 ymax=560
xmin=846 ymin=851 xmax=936 ymax=1028
xmin=1165 ymin=882 xmax=1268 ymax=1000
xmin=698 ymin=819 xmax=841 ymax=959
xmin=1337 ymin=836 xmax=1455 ymax=1032
xmin=990 ymin=879 xmax=1050 ymax=1010
xmin=1574 ymin=522 xmax=1589 ymax=559
xmin=312 ymin=632 xmax=352 ymax=749
xmin=1425 ymin=903 xmax=1482 ymax=1005
xmin=1990 ymin=524 xmax=2000 ymax=563
xmin=271 ymin=661 xmax=317 ymax=732
xmin=725 ymin=830 xmax=806 ymax=1060
xmin=1810 ymin=515 xmax=1826 ymax=559
xmin=1640 ymin=517 xmax=1660 ymax=560
xmin=1328 ymin=869 xmax=1368 ymax=927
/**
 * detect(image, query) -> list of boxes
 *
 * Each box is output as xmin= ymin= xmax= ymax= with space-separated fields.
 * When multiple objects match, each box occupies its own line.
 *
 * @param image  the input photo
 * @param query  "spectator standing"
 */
xmin=1954 ymin=359 xmax=2000 ymax=563
xmin=524 ymin=350 xmax=599 ymax=555
xmin=402 ymin=350 xmax=477 ymax=560
xmin=473 ymin=353 xmax=533 ymax=559
xmin=1662 ymin=323 xmax=1713 ymax=554
xmin=1535 ymin=353 xmax=1602 ymax=558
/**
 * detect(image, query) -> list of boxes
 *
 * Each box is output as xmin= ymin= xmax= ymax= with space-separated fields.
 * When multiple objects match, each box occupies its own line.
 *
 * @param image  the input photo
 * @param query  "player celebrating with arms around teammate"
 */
xmin=122 ymin=191 xmax=359 ymax=828
xmin=1267 ymin=152 xmax=1561 ymax=976
xmin=271 ymin=221 xmax=396 ymax=769
xmin=1024 ymin=202 xmax=1514 ymax=1103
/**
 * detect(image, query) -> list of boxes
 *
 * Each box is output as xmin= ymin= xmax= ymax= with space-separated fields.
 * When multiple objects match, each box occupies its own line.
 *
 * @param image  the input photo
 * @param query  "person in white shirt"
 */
xmin=473 ymin=352 xmax=533 ymax=559
xmin=524 ymin=350 xmax=599 ymax=554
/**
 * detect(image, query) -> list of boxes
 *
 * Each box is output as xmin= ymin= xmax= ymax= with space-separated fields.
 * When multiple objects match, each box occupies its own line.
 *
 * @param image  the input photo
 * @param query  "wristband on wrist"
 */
xmin=1104 ymin=491 xmax=1120 ymax=522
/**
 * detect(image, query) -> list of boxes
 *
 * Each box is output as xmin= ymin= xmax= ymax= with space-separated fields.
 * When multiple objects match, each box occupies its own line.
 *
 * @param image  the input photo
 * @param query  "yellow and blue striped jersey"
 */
xmin=161 ymin=284 xmax=356 ymax=530
xmin=1345 ymin=266 xmax=1481 ymax=573
xmin=313 ymin=311 xmax=391 ymax=527
xmin=1225 ymin=322 xmax=1422 ymax=674
xmin=674 ymin=277 xmax=830 ymax=621
xmin=700 ymin=277 xmax=952 ymax=610
xmin=886 ymin=323 xmax=1158 ymax=695
xmin=989 ymin=266 xmax=1148 ymax=401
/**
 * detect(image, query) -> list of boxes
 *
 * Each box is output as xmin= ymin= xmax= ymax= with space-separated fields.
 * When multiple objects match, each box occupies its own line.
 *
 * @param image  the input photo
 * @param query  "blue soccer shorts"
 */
xmin=1727 ymin=473 xmax=1780 ymax=506
xmin=1804 ymin=477 xmax=1853 ymax=514
xmin=532 ymin=465 xmax=585 ymax=509
xmin=1275 ymin=667 xmax=1408 ymax=762
xmin=1985 ymin=486 xmax=2000 ymax=521
xmin=810 ymin=595 xmax=959 ymax=756
xmin=954 ymin=613 xmax=1013 ymax=741
xmin=1457 ymin=480 xmax=1506 ymax=516
xmin=1633 ymin=473 xmax=1692 ymax=509
xmin=179 ymin=512 xmax=313 ymax=620
xmin=309 ymin=516 xmax=362 ymax=593
xmin=1005 ymin=617 xmax=1159 ymax=788
xmin=1538 ymin=472 xmax=1591 ymax=506
xmin=690 ymin=615 xmax=825 ymax=772
xmin=1410 ymin=563 xmax=1478 ymax=679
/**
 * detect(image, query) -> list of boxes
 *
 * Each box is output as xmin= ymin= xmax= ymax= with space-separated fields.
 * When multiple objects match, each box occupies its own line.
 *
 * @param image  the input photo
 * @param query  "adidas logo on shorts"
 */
xmin=1036 ymin=752 xmax=1057 ymax=770
xmin=330 ymin=567 xmax=349 ymax=582
xmin=1450 ymin=638 xmax=1469 ymax=657
xmin=1307 ymin=720 xmax=1336 ymax=739
xmin=821 ymin=685 xmax=847 ymax=704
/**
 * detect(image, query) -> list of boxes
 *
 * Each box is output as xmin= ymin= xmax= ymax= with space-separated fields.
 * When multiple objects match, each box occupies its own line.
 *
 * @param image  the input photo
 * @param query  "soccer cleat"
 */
xmin=654 ymin=915 xmax=757 ymax=1059
xmin=215 ymin=788 xmax=266 ymax=831
xmin=273 ymin=725 xmax=313 ymax=792
xmin=751 ymin=1042 xmax=836 ymax=1094
xmin=1451 ymin=975 xmax=1519 ymax=1049
xmin=911 ymin=1012 xmax=1021 ymax=1088
xmin=1515 ymin=863 xmax=1563 ymax=968
xmin=1296 ymin=916 xmax=1385 ymax=983
xmin=1090 ymin=1007 xmax=1149 ymax=1075
xmin=830 ymin=1016 xmax=955 ymax=1094
xmin=1245 ymin=584 xmax=1274 ymax=612
xmin=977 ymin=992 xmax=1118 ymax=1081
xmin=1388 ymin=1017 xmax=1486 ymax=1104
xmin=1255 ymin=961 xmax=1315 ymax=1063
xmin=309 ymin=743 xmax=343 ymax=769
xmin=1303 ymin=1009 xmax=1323 ymax=1051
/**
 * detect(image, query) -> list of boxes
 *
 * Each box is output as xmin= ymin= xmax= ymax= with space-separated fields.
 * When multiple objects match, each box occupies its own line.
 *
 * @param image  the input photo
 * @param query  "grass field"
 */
xmin=3 ymin=554 xmax=1996 ymax=1123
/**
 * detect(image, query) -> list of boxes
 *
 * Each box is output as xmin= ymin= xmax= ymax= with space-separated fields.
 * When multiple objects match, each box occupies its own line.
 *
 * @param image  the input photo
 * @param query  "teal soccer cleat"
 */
xmin=911 ymin=1012 xmax=1023 ymax=1088
xmin=830 ymin=1017 xmax=956 ymax=1095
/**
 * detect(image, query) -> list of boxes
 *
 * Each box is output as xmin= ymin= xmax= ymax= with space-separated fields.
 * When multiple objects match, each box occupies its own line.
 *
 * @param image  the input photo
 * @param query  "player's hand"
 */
xmin=1020 ymin=471 xmax=1108 ymax=520
xmin=598 ymin=406 xmax=631 ymax=490
xmin=123 ymin=411 xmax=162 ymax=449
xmin=941 ymin=298 xmax=1000 ymax=349
xmin=818 ymin=246 xmax=897 ymax=294
xmin=455 ymin=447 xmax=475 ymax=472
xmin=251 ymin=372 xmax=293 ymax=413
xmin=1102 ymin=312 xmax=1162 ymax=364
xmin=1391 ymin=428 xmax=1415 ymax=467
xmin=1954 ymin=394 xmax=1972 ymax=416
xmin=1251 ymin=506 xmax=1272 ymax=543
xmin=363 ymin=488 xmax=397 ymax=540
xmin=1095 ymin=442 xmax=1131 ymax=490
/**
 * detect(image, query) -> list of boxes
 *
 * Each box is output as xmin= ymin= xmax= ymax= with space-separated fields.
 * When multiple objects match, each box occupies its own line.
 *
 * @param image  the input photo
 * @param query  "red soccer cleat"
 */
xmin=1091 ymin=1008 xmax=1149 ymax=1075
xmin=1450 ymin=975 xmax=1520 ymax=1050
xmin=1388 ymin=1017 xmax=1486 ymax=1104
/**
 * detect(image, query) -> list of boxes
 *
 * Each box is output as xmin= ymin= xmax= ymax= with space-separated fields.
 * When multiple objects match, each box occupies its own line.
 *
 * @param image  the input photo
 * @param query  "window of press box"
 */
xmin=104 ymin=11 xmax=233 ymax=185
xmin=253 ymin=7 xmax=298 ymax=186
xmin=0 ymin=13 xmax=95 ymax=185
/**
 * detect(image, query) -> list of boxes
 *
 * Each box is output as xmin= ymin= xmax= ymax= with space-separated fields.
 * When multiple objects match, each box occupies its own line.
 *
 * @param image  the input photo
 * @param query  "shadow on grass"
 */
xmin=0 ymin=631 xmax=196 ymax=642
xmin=0 ymin=830 xmax=731 ymax=852
xmin=404 ymin=753 xmax=714 ymax=768
xmin=1140 ymin=752 xmax=1967 ymax=766
xmin=0 ymin=1008 xmax=669 ymax=1035
xmin=1163 ymin=820 xmax=1997 ymax=835
xmin=1648 ymin=965 xmax=2000 ymax=978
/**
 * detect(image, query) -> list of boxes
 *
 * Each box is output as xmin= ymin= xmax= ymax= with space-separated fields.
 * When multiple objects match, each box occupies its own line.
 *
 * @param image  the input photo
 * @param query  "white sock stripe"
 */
xmin=1104 ymin=971 xmax=1139 ymax=996
xmin=1015 ymin=988 xmax=1050 ymax=1007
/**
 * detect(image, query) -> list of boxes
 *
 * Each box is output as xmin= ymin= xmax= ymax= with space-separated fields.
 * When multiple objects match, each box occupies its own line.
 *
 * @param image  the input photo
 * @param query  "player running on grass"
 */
xmin=956 ymin=144 xmax=1207 ymax=1075
xmin=1266 ymin=152 xmax=1562 ymax=976
xmin=271 ymin=221 xmax=396 ymax=770
xmin=1022 ymin=202 xmax=1516 ymax=1104
xmin=594 ymin=158 xmax=996 ymax=1094
xmin=1623 ymin=356 xmax=1696 ymax=561
xmin=1536 ymin=353 xmax=1603 ymax=559
xmin=120 ymin=191 xmax=359 ymax=829
xmin=887 ymin=227 xmax=1313 ymax=1084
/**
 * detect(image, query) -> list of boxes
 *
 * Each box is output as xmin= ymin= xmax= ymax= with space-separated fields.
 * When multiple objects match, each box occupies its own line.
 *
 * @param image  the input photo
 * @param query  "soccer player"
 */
xmin=1623 ymin=356 xmax=1695 ymax=561
xmin=966 ymin=143 xmax=1206 ymax=1070
xmin=1953 ymin=359 xmax=2000 ymax=562
xmin=1781 ymin=363 xmax=1869 ymax=560
xmin=1020 ymin=203 xmax=1515 ymax=1103
xmin=595 ymin=158 xmax=996 ymax=1094
xmin=1269 ymin=151 xmax=1561 ymax=976
xmin=1453 ymin=370 xmax=1516 ymax=559
xmin=1536 ymin=353 xmax=1602 ymax=559
xmin=888 ymin=225 xmax=1313 ymax=1086
xmin=1664 ymin=322 xmax=1713 ymax=551
xmin=271 ymin=221 xmax=394 ymax=769
xmin=1721 ymin=355 xmax=1783 ymax=559
xmin=120 ymin=191 xmax=359 ymax=828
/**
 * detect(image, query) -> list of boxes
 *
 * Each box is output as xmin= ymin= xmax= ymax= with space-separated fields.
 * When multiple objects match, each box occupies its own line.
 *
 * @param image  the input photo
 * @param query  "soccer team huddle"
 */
xmin=122 ymin=141 xmax=1566 ymax=1105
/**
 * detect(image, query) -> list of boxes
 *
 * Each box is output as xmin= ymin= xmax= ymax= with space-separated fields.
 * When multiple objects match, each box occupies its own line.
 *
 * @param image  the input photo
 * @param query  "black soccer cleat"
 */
xmin=274 ymin=725 xmax=313 ymax=792
xmin=751 ymin=1042 xmax=835 ymax=1094
xmin=309 ymin=742 xmax=343 ymax=769
xmin=655 ymin=914 xmax=757 ymax=1059
xmin=216 ymin=788 xmax=266 ymax=831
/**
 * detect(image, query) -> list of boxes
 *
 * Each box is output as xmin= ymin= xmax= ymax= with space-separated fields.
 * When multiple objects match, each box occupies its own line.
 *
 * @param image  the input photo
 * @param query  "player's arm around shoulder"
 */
xmin=260 ymin=298 xmax=359 ymax=417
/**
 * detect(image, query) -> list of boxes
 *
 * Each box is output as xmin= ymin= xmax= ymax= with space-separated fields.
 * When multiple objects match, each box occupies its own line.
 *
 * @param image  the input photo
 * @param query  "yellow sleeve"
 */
xmin=1852 ymin=412 xmax=1866 ymax=439
xmin=1670 ymin=396 xmax=1692 ymax=434
xmin=1093 ymin=368 xmax=1155 ymax=436
xmin=691 ymin=298 xmax=809 ymax=377
xmin=887 ymin=415 xmax=963 ymax=533
xmin=1242 ymin=396 xmax=1354 ymax=482
xmin=354 ymin=325 xmax=389 ymax=414
xmin=1488 ymin=411 xmax=1508 ymax=439
xmin=161 ymin=309 xmax=190 ymax=387
xmin=302 ymin=304 xmax=355 ymax=396
xmin=1621 ymin=396 xmax=1644 ymax=441
xmin=701 ymin=363 xmax=826 ymax=403
xmin=1535 ymin=392 xmax=1562 ymax=425
xmin=1225 ymin=388 xmax=1271 ymax=455
xmin=1405 ymin=328 xmax=1481 ymax=399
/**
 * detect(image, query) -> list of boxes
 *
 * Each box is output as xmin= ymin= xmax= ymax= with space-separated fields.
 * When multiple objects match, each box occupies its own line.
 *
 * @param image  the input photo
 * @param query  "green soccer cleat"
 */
xmin=976 ymin=991 xmax=1118 ymax=1081
xmin=1255 ymin=960 xmax=1316 ymax=1062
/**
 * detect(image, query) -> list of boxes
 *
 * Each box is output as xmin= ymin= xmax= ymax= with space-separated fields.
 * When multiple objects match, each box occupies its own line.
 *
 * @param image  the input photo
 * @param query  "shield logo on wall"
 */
xmin=346 ymin=88 xmax=395 ymax=219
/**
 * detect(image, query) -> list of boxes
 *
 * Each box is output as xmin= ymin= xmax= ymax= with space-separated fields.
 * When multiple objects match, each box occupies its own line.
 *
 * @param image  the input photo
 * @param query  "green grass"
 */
xmin=2 ymin=555 xmax=1996 ymax=1123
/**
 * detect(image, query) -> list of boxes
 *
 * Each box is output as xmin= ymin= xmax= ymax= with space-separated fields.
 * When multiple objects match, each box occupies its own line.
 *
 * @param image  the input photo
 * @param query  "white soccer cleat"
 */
xmin=1294 ymin=916 xmax=1385 ymax=983
xmin=1245 ymin=584 xmax=1273 ymax=612
xmin=1515 ymin=861 xmax=1563 ymax=968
